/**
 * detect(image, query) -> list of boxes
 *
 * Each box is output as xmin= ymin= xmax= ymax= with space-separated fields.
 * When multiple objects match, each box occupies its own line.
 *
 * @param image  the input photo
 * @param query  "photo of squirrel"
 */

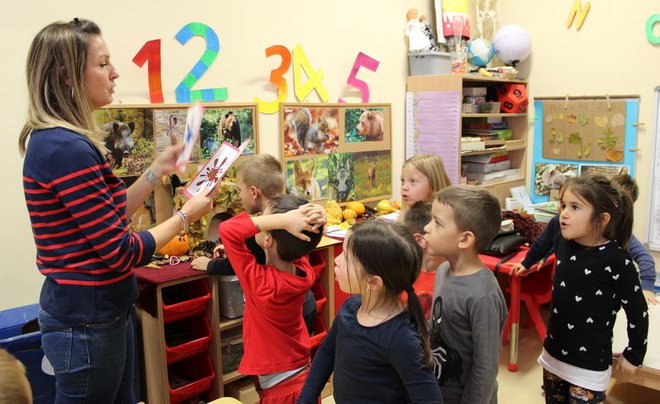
xmin=286 ymin=108 xmax=329 ymax=153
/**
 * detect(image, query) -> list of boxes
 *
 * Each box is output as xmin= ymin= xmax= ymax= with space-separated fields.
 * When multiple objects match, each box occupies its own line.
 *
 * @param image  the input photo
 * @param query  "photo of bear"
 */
xmin=200 ymin=107 xmax=256 ymax=159
xmin=345 ymin=108 xmax=384 ymax=143
xmin=95 ymin=108 xmax=154 ymax=176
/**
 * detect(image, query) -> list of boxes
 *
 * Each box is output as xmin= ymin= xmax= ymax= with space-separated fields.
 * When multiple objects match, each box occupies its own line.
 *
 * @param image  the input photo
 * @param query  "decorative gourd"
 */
xmin=157 ymin=232 xmax=190 ymax=256
xmin=345 ymin=201 xmax=366 ymax=216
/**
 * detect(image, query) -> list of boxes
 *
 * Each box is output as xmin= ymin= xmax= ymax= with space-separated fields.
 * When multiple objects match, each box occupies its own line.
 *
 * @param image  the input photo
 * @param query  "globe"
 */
xmin=492 ymin=24 xmax=532 ymax=66
xmin=467 ymin=38 xmax=494 ymax=67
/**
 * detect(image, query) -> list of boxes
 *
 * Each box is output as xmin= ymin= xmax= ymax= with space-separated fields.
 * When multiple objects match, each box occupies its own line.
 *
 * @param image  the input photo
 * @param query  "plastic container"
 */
xmin=164 ymin=315 xmax=212 ymax=364
xmin=408 ymin=51 xmax=451 ymax=76
xmin=0 ymin=304 xmax=56 ymax=404
xmin=311 ymin=282 xmax=327 ymax=314
xmin=218 ymin=275 xmax=245 ymax=319
xmin=161 ymin=278 xmax=211 ymax=323
xmin=309 ymin=315 xmax=328 ymax=349
xmin=307 ymin=249 xmax=326 ymax=279
xmin=167 ymin=354 xmax=215 ymax=404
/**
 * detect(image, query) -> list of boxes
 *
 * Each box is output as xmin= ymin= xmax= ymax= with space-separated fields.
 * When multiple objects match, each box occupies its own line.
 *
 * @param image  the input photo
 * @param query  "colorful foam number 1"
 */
xmin=254 ymin=45 xmax=292 ymax=114
xmin=175 ymin=22 xmax=228 ymax=103
xmin=338 ymin=52 xmax=380 ymax=103
xmin=292 ymin=44 xmax=329 ymax=103
xmin=132 ymin=39 xmax=164 ymax=103
xmin=647 ymin=14 xmax=660 ymax=45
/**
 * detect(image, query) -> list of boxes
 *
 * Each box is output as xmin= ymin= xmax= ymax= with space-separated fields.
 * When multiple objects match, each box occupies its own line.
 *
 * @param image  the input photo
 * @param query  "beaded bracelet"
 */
xmin=176 ymin=210 xmax=189 ymax=234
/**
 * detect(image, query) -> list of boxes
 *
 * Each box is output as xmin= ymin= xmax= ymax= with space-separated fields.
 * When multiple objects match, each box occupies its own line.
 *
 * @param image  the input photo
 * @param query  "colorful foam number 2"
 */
xmin=254 ymin=45 xmax=292 ymax=114
xmin=566 ymin=0 xmax=590 ymax=31
xmin=132 ymin=39 xmax=164 ymax=103
xmin=338 ymin=52 xmax=380 ymax=103
xmin=647 ymin=14 xmax=660 ymax=45
xmin=175 ymin=22 xmax=228 ymax=103
xmin=292 ymin=44 xmax=329 ymax=102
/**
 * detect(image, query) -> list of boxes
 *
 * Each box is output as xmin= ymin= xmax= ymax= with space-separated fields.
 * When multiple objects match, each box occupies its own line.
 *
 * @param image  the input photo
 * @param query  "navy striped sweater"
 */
xmin=23 ymin=128 xmax=155 ymax=323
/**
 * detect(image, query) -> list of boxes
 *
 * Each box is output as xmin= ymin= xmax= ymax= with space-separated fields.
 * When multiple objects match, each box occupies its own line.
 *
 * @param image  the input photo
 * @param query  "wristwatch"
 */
xmin=143 ymin=168 xmax=159 ymax=185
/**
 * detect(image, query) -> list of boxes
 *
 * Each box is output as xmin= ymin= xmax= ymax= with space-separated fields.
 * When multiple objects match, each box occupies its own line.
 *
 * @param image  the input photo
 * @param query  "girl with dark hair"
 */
xmin=539 ymin=175 xmax=648 ymax=403
xmin=297 ymin=221 xmax=442 ymax=403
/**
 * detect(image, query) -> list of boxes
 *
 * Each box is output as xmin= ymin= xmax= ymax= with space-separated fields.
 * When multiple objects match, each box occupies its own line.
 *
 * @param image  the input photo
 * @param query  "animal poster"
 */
xmin=282 ymin=107 xmax=339 ymax=157
xmin=541 ymin=100 xmax=627 ymax=162
xmin=280 ymin=103 xmax=392 ymax=203
xmin=285 ymin=157 xmax=329 ymax=200
xmin=95 ymin=108 xmax=154 ymax=176
xmin=578 ymin=164 xmax=629 ymax=179
xmin=531 ymin=98 xmax=639 ymax=204
xmin=200 ymin=106 xmax=257 ymax=158
xmin=534 ymin=163 xmax=578 ymax=196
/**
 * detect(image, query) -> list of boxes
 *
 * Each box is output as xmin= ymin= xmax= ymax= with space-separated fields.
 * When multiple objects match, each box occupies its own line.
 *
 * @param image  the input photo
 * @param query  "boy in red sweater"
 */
xmin=219 ymin=195 xmax=324 ymax=403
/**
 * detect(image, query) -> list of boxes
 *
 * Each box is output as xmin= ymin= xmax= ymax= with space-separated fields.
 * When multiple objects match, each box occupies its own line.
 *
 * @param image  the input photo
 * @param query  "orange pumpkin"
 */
xmin=157 ymin=233 xmax=190 ymax=256
xmin=345 ymin=201 xmax=366 ymax=216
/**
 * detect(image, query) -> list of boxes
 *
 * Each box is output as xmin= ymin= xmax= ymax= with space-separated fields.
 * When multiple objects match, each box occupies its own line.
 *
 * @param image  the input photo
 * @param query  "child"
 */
xmin=510 ymin=173 xmax=657 ymax=305
xmin=535 ymin=175 xmax=648 ymax=402
xmin=297 ymin=221 xmax=442 ymax=403
xmin=425 ymin=185 xmax=507 ymax=403
xmin=400 ymin=154 xmax=452 ymax=222
xmin=402 ymin=201 xmax=446 ymax=319
xmin=219 ymin=194 xmax=325 ymax=403
xmin=192 ymin=154 xmax=318 ymax=331
xmin=0 ymin=349 xmax=32 ymax=404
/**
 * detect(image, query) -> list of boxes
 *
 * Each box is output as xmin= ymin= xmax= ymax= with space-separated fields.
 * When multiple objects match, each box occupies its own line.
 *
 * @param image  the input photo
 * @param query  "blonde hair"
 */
xmin=19 ymin=18 xmax=106 ymax=156
xmin=236 ymin=154 xmax=284 ymax=199
xmin=403 ymin=154 xmax=452 ymax=197
xmin=0 ymin=349 xmax=32 ymax=404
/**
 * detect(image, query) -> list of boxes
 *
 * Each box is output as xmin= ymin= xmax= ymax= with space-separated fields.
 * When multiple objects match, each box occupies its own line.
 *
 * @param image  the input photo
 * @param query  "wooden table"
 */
xmin=612 ymin=298 xmax=660 ymax=391
xmin=479 ymin=247 xmax=555 ymax=372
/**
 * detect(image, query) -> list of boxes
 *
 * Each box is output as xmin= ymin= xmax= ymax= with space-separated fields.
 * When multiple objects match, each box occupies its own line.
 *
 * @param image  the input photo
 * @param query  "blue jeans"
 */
xmin=38 ymin=308 xmax=137 ymax=404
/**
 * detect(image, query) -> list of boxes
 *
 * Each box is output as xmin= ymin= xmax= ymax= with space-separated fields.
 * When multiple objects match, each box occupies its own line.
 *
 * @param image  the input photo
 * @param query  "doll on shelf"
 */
xmin=419 ymin=14 xmax=438 ymax=51
xmin=405 ymin=8 xmax=432 ymax=52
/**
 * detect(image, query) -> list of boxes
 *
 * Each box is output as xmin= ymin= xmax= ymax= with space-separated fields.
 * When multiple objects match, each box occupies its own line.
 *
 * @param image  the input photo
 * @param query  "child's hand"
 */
xmin=191 ymin=256 xmax=211 ymax=271
xmin=643 ymin=290 xmax=659 ymax=305
xmin=613 ymin=354 xmax=638 ymax=376
xmin=509 ymin=263 xmax=528 ymax=276
xmin=281 ymin=207 xmax=324 ymax=241
xmin=299 ymin=203 xmax=327 ymax=231
xmin=212 ymin=244 xmax=226 ymax=259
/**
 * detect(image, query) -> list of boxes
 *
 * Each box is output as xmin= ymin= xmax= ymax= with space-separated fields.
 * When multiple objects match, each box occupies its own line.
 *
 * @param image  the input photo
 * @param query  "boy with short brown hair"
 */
xmin=424 ymin=185 xmax=507 ymax=403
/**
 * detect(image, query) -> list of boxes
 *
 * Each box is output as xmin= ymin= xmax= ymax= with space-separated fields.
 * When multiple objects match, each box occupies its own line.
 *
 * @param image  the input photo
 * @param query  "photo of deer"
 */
xmin=352 ymin=151 xmax=391 ymax=200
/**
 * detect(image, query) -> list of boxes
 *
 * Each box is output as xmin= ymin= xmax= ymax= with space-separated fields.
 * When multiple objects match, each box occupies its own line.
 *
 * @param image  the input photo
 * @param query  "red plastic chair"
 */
xmin=502 ymin=254 xmax=556 ymax=344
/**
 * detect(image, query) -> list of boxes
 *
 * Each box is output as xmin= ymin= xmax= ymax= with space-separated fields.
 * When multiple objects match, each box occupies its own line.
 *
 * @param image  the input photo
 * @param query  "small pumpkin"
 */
xmin=342 ymin=208 xmax=357 ymax=221
xmin=345 ymin=201 xmax=366 ymax=216
xmin=158 ymin=232 xmax=190 ymax=256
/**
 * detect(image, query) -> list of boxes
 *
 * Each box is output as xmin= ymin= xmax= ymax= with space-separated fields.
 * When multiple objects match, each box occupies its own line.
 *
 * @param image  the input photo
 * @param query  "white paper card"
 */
xmin=184 ymin=138 xmax=250 ymax=198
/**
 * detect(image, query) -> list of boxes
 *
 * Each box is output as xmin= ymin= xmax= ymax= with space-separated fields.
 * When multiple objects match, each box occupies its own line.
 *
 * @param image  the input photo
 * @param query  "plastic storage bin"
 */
xmin=167 ymin=354 xmax=215 ymax=404
xmin=0 ymin=304 xmax=56 ymax=404
xmin=311 ymin=282 xmax=327 ymax=314
xmin=218 ymin=275 xmax=245 ymax=319
xmin=164 ymin=315 xmax=212 ymax=364
xmin=161 ymin=278 xmax=211 ymax=323
xmin=408 ymin=51 xmax=451 ymax=76
xmin=307 ymin=249 xmax=326 ymax=279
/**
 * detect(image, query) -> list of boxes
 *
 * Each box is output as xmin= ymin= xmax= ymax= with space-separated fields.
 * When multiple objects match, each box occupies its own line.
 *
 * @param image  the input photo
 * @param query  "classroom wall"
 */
xmin=0 ymin=0 xmax=433 ymax=309
xmin=498 ymin=1 xmax=660 ymax=263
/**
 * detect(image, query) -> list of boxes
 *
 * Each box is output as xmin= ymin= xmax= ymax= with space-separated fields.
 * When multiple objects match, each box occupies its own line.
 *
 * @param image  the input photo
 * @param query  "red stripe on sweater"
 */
xmin=54 ymin=268 xmax=134 ymax=286
xmin=29 ymin=206 xmax=68 ymax=217
xmin=57 ymin=176 xmax=105 ymax=197
xmin=39 ymin=266 xmax=114 ymax=275
xmin=47 ymin=164 xmax=104 ymax=187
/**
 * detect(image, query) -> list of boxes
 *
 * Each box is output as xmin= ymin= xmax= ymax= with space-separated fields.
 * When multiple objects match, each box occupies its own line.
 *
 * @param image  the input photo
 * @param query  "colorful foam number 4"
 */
xmin=254 ymin=45 xmax=292 ymax=114
xmin=132 ymin=39 xmax=164 ymax=103
xmin=292 ymin=44 xmax=329 ymax=102
xmin=175 ymin=22 xmax=228 ymax=103
xmin=338 ymin=52 xmax=380 ymax=103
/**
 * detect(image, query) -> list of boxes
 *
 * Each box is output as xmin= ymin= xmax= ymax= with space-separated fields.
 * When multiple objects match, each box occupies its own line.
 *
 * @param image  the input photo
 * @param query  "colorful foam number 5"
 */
xmin=338 ymin=52 xmax=380 ymax=103
xmin=292 ymin=44 xmax=329 ymax=103
xmin=132 ymin=39 xmax=164 ymax=103
xmin=254 ymin=45 xmax=292 ymax=114
xmin=175 ymin=22 xmax=228 ymax=103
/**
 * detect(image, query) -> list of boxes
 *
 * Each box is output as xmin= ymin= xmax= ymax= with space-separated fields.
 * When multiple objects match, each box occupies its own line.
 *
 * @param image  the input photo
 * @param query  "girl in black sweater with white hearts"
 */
xmin=540 ymin=175 xmax=648 ymax=404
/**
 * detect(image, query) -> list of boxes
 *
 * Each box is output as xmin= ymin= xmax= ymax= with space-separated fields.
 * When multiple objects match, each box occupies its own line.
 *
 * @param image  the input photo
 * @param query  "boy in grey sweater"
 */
xmin=424 ymin=185 xmax=508 ymax=403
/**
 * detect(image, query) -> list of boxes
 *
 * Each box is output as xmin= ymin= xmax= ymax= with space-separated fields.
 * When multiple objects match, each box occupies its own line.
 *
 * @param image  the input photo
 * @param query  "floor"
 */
xmin=321 ymin=305 xmax=660 ymax=403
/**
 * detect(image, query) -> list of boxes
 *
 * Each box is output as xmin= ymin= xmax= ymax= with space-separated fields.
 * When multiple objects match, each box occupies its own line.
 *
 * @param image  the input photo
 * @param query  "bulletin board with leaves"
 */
xmin=279 ymin=103 xmax=392 ymax=203
xmin=530 ymin=96 xmax=639 ymax=203
xmin=95 ymin=102 xmax=258 ymax=239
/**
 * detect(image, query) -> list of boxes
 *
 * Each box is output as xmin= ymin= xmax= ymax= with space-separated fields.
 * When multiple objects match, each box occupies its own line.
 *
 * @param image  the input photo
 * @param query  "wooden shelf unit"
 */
xmin=407 ymin=74 xmax=529 ymax=204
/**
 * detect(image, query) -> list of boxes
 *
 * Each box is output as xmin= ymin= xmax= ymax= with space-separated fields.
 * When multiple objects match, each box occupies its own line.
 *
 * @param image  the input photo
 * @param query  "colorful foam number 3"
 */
xmin=175 ymin=22 xmax=228 ymax=103
xmin=338 ymin=52 xmax=380 ymax=103
xmin=292 ymin=44 xmax=329 ymax=103
xmin=254 ymin=45 xmax=292 ymax=114
xmin=132 ymin=39 xmax=164 ymax=103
